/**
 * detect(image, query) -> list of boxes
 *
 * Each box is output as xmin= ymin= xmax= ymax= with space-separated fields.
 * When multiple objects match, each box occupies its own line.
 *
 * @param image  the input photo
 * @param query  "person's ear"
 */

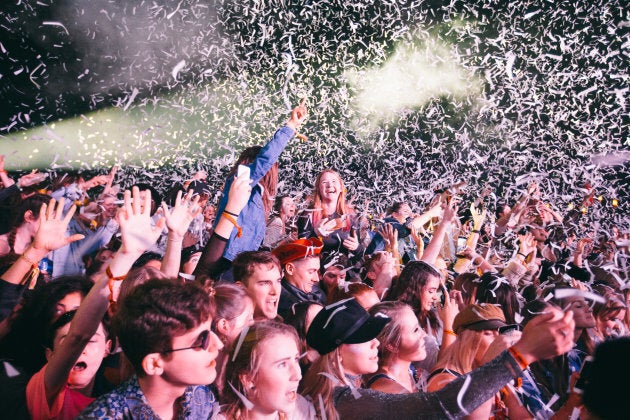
xmin=216 ymin=318 xmax=230 ymax=337
xmin=45 ymin=347 xmax=54 ymax=362
xmin=141 ymin=353 xmax=165 ymax=376
xmin=103 ymin=339 xmax=113 ymax=357
xmin=24 ymin=210 xmax=37 ymax=223
xmin=285 ymin=262 xmax=295 ymax=276
xmin=239 ymin=372 xmax=254 ymax=392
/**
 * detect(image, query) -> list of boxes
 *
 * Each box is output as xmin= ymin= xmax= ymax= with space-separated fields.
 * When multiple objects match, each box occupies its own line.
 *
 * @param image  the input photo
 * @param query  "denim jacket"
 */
xmin=216 ymin=125 xmax=294 ymax=261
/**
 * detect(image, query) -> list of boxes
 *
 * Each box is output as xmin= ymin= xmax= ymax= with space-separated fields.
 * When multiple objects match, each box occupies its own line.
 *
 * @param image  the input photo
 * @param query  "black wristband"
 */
xmin=517 ymin=252 xmax=527 ymax=258
xmin=471 ymin=229 xmax=480 ymax=234
xmin=223 ymin=209 xmax=239 ymax=217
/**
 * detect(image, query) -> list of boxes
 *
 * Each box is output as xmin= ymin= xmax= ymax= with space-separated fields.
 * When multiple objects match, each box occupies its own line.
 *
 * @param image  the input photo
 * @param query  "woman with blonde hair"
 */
xmin=297 ymin=169 xmax=363 ymax=267
xmin=220 ymin=320 xmax=314 ymax=419
xmin=366 ymin=301 xmax=427 ymax=394
xmin=301 ymin=297 xmax=575 ymax=420
xmin=427 ymin=303 xmax=531 ymax=419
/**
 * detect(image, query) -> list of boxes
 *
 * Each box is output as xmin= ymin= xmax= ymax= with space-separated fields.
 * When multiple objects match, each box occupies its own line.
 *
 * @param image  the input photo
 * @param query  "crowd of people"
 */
xmin=0 ymin=102 xmax=628 ymax=419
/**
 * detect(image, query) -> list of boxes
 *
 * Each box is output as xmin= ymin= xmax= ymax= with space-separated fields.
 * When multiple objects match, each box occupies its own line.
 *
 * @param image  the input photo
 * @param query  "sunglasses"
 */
xmin=163 ymin=330 xmax=212 ymax=353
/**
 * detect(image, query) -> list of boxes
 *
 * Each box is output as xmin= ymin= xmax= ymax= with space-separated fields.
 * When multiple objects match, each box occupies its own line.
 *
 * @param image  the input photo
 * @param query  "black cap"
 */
xmin=306 ymin=298 xmax=390 ymax=355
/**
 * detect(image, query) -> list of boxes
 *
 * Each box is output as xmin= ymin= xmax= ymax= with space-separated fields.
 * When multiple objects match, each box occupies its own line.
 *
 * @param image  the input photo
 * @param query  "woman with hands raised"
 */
xmin=212 ymin=100 xmax=308 ymax=281
xmin=25 ymin=187 xmax=165 ymax=420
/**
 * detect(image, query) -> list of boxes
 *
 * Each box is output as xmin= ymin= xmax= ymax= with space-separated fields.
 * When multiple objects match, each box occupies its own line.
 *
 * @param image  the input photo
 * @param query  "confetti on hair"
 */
xmin=231 ymin=325 xmax=250 ymax=362
xmin=227 ymin=381 xmax=254 ymax=411
xmin=318 ymin=394 xmax=328 ymax=420
xmin=553 ymin=288 xmax=606 ymax=304
xmin=318 ymin=372 xmax=342 ymax=386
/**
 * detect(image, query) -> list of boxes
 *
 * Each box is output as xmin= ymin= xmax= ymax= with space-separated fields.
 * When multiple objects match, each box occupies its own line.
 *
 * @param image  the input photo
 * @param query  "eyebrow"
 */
xmin=272 ymin=354 xmax=298 ymax=364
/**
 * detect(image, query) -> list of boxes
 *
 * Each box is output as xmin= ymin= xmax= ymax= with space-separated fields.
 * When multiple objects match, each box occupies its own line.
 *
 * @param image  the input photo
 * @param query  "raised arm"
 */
xmin=160 ymin=190 xmax=202 ymax=278
xmin=43 ymin=187 xmax=164 ymax=404
xmin=194 ymin=173 xmax=251 ymax=280
xmin=1 ymin=198 xmax=84 ymax=286
xmin=421 ymin=201 xmax=456 ymax=265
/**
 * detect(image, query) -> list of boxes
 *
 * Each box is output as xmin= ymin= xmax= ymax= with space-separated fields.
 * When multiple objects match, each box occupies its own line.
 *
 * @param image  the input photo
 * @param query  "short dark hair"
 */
xmin=583 ymin=337 xmax=630 ymax=419
xmin=112 ymin=279 xmax=213 ymax=376
xmin=232 ymin=251 xmax=281 ymax=286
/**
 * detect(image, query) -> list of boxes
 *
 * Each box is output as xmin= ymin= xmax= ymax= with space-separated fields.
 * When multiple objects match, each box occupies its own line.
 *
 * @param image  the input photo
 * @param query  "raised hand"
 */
xmin=517 ymin=232 xmax=537 ymax=257
xmin=117 ymin=187 xmax=165 ymax=256
xmin=286 ymin=98 xmax=308 ymax=130
xmin=378 ymin=223 xmax=399 ymax=254
xmin=513 ymin=307 xmax=575 ymax=364
xmin=31 ymin=198 xmax=85 ymax=252
xmin=436 ymin=285 xmax=460 ymax=332
xmin=19 ymin=171 xmax=48 ymax=188
xmin=470 ymin=202 xmax=486 ymax=230
xmin=161 ymin=190 xmax=202 ymax=240
xmin=225 ymin=172 xmax=252 ymax=215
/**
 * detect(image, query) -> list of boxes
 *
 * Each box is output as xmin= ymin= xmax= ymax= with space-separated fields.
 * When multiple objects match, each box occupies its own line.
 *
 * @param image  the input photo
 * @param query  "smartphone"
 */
xmin=573 ymin=356 xmax=593 ymax=394
xmin=237 ymin=164 xmax=250 ymax=179
xmin=456 ymin=237 xmax=467 ymax=253
xmin=439 ymin=284 xmax=448 ymax=306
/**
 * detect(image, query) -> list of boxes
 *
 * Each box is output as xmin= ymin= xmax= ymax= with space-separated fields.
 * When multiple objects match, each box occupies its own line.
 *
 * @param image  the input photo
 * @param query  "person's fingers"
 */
xmin=175 ymin=190 xmax=183 ymax=207
xmin=36 ymin=203 xmax=47 ymax=225
xmin=123 ymin=189 xmax=133 ymax=216
xmin=46 ymin=198 xmax=56 ymax=219
xmin=66 ymin=233 xmax=86 ymax=244
xmin=63 ymin=204 xmax=78 ymax=224
xmin=160 ymin=202 xmax=170 ymax=219
xmin=131 ymin=186 xmax=142 ymax=214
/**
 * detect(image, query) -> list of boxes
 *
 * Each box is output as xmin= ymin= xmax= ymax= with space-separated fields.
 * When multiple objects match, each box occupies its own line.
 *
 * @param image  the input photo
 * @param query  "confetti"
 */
xmin=0 ymin=0 xmax=626 ymax=235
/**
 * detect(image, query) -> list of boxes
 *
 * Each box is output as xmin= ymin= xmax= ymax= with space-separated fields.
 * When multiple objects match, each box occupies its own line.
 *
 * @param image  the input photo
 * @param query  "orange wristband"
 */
xmin=444 ymin=329 xmax=457 ymax=337
xmin=222 ymin=212 xmax=243 ymax=238
xmin=508 ymin=346 xmax=529 ymax=370
xmin=19 ymin=253 xmax=40 ymax=289
xmin=106 ymin=266 xmax=126 ymax=305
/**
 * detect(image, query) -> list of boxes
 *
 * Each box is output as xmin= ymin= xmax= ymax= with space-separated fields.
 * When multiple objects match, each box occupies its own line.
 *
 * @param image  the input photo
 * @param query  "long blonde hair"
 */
xmin=431 ymin=329 xmax=484 ymax=375
xmin=300 ymin=349 xmax=345 ymax=420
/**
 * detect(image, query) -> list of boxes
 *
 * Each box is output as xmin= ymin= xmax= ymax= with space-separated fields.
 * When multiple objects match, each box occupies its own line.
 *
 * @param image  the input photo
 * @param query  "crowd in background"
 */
xmin=0 ymin=102 xmax=628 ymax=419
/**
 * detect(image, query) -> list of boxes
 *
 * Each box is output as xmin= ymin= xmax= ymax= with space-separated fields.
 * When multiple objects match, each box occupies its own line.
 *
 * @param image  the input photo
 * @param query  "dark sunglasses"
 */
xmin=163 ymin=330 xmax=211 ymax=353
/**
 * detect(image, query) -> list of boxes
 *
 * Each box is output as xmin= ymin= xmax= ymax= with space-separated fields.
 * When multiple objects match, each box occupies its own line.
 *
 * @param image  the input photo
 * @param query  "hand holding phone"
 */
xmin=237 ymin=164 xmax=250 ymax=179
